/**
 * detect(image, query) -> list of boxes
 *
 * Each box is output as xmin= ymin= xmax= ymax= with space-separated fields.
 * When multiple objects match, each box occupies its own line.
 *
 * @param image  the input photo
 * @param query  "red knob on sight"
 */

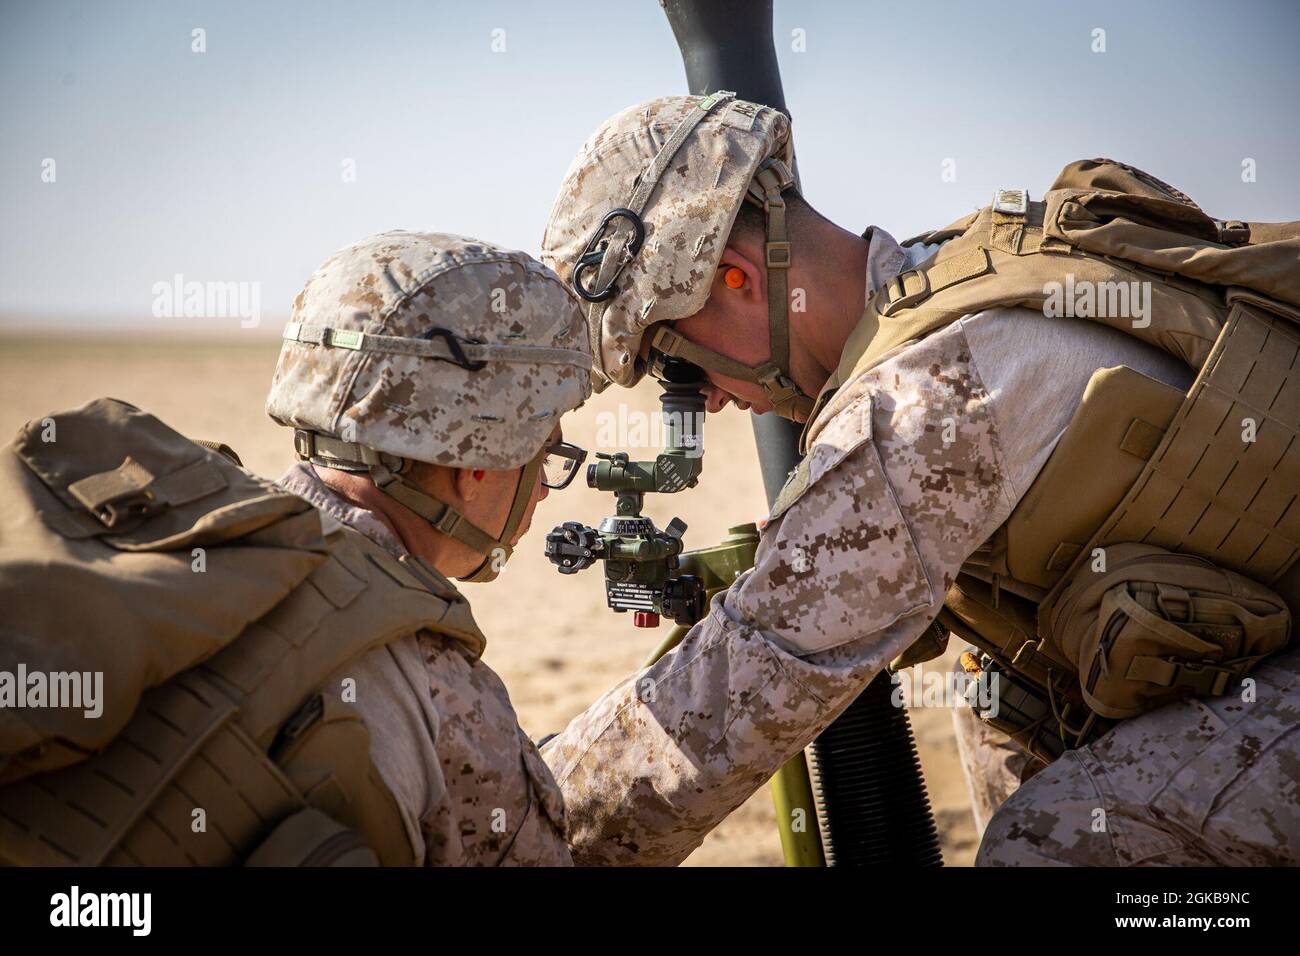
xmin=634 ymin=611 xmax=660 ymax=628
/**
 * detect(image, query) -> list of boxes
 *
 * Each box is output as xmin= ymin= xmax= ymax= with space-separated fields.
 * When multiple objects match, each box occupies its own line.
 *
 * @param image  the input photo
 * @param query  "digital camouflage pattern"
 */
xmin=951 ymin=691 xmax=1045 ymax=836
xmin=277 ymin=462 xmax=572 ymax=866
xmin=267 ymin=231 xmax=591 ymax=470
xmin=540 ymin=96 xmax=792 ymax=391
xmin=542 ymin=322 xmax=1014 ymax=864
xmin=978 ymin=646 xmax=1300 ymax=865
xmin=408 ymin=629 xmax=572 ymax=866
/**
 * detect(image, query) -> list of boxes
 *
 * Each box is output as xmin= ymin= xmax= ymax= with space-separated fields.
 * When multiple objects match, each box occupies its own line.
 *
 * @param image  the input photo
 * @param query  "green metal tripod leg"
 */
xmin=770 ymin=751 xmax=825 ymax=866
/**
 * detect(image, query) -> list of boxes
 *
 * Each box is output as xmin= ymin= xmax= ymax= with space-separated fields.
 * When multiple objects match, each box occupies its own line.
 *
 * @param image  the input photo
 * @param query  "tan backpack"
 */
xmin=0 ymin=398 xmax=484 ymax=865
xmin=823 ymin=159 xmax=1300 ymax=757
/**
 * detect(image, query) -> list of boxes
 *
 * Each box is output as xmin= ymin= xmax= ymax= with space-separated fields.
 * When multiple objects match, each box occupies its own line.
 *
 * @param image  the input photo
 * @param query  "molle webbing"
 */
xmin=0 ymin=532 xmax=480 ymax=866
xmin=944 ymin=299 xmax=1300 ymax=744
xmin=1046 ymin=292 xmax=1300 ymax=615
xmin=937 ymin=579 xmax=1110 ymax=765
xmin=0 ymin=670 xmax=300 ymax=865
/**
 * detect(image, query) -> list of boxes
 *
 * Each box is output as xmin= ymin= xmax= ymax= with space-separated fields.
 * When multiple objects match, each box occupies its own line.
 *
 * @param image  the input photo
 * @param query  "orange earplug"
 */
xmin=723 ymin=266 xmax=746 ymax=289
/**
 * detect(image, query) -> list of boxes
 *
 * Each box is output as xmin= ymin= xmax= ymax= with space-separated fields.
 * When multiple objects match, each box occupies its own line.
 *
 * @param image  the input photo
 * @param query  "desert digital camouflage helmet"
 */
xmin=267 ymin=231 xmax=593 ymax=581
xmin=541 ymin=91 xmax=813 ymax=420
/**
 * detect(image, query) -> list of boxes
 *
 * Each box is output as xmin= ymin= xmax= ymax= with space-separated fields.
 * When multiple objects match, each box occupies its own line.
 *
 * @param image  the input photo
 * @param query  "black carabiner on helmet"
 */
xmin=571 ymin=207 xmax=646 ymax=303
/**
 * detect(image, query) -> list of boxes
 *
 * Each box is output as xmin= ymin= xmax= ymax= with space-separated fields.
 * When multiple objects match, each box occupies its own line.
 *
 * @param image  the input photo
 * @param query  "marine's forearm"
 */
xmin=542 ymin=484 xmax=950 ymax=868
xmin=544 ymin=327 xmax=1015 ymax=865
xmin=541 ymin=593 xmax=919 ymax=866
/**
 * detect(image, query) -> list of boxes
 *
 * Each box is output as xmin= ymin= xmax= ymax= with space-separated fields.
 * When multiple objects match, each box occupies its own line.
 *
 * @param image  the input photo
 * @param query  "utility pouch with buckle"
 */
xmin=1041 ymin=543 xmax=1292 ymax=719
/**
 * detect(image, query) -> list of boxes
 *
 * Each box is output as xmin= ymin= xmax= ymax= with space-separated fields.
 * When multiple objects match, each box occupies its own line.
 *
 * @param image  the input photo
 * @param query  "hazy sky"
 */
xmin=2 ymin=0 xmax=1297 ymax=326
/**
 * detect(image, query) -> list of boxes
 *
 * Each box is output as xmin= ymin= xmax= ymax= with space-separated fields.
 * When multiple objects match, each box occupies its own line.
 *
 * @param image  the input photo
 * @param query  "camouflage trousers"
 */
xmin=953 ymin=647 xmax=1300 ymax=866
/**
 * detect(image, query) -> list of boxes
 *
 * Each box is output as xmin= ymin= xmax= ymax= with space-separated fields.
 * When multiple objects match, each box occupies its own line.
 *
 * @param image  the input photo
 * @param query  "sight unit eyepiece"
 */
xmin=543 ymin=360 xmax=709 ymax=627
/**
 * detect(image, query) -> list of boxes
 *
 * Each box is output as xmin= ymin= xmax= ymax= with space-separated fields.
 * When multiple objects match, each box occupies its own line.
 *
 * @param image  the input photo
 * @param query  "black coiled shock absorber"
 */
xmin=806 ymin=676 xmax=943 ymax=866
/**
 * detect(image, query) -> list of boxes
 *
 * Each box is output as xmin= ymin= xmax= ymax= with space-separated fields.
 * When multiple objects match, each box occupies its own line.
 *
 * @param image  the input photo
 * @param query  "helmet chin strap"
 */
xmin=373 ymin=450 xmax=546 ymax=583
xmin=648 ymin=157 xmax=815 ymax=423
xmin=293 ymin=429 xmax=544 ymax=582
xmin=650 ymin=325 xmax=812 ymax=420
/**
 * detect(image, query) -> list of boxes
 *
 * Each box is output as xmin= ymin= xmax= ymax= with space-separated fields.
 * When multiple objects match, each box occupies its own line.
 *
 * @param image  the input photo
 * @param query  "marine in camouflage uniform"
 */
xmin=267 ymin=232 xmax=585 ymax=864
xmin=539 ymin=94 xmax=1300 ymax=865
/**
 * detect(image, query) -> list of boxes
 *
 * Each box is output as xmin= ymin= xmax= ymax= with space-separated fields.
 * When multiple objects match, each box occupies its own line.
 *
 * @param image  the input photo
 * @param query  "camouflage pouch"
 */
xmin=1042 ymin=543 xmax=1292 ymax=719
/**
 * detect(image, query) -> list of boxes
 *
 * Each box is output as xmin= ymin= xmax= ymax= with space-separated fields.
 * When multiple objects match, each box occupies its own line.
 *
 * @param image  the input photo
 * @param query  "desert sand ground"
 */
xmin=0 ymin=332 xmax=979 ymax=865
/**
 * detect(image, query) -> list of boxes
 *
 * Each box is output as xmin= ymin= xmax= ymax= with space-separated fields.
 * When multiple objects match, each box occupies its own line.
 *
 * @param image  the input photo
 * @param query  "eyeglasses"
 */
xmin=541 ymin=440 xmax=587 ymax=490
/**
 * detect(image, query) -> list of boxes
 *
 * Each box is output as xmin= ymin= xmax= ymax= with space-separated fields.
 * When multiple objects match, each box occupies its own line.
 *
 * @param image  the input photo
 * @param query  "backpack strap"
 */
xmin=802 ymin=172 xmax=1244 ymax=448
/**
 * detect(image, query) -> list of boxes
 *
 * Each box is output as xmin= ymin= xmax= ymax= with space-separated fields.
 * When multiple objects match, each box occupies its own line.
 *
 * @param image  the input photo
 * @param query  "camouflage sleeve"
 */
xmin=542 ymin=327 xmax=1016 ymax=865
